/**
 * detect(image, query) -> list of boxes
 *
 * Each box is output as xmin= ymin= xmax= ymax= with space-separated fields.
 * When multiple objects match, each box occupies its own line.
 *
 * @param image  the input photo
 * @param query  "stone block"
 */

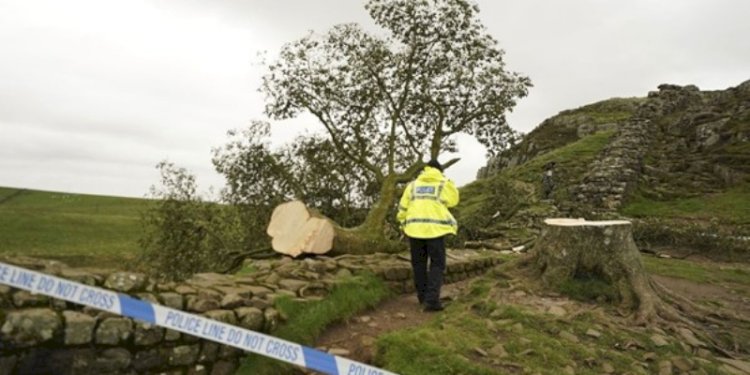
xmin=134 ymin=322 xmax=164 ymax=346
xmin=94 ymin=348 xmax=132 ymax=372
xmin=62 ymin=311 xmax=95 ymax=345
xmin=169 ymin=344 xmax=200 ymax=366
xmin=95 ymin=317 xmax=133 ymax=345
xmin=160 ymin=292 xmax=184 ymax=309
xmin=203 ymin=309 xmax=237 ymax=325
xmin=133 ymin=348 xmax=168 ymax=372
xmin=187 ymin=295 xmax=221 ymax=313
xmin=264 ymin=308 xmax=280 ymax=332
xmin=12 ymin=291 xmax=48 ymax=307
xmin=198 ymin=341 xmax=219 ymax=363
xmin=1 ymin=308 xmax=61 ymax=347
xmin=104 ymin=272 xmax=148 ymax=293
xmin=235 ymin=307 xmax=264 ymax=331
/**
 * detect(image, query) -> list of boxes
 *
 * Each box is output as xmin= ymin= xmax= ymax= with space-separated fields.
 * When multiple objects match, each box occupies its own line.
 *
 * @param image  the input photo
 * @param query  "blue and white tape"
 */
xmin=0 ymin=262 xmax=397 ymax=375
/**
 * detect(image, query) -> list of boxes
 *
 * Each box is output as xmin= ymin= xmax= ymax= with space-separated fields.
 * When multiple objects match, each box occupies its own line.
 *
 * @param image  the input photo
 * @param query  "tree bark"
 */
xmin=533 ymin=218 xmax=652 ymax=312
xmin=530 ymin=218 xmax=750 ymax=355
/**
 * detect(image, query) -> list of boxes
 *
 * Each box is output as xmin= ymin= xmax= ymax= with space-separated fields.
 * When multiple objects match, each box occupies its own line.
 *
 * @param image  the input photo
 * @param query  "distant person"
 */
xmin=396 ymin=159 xmax=459 ymax=312
xmin=542 ymin=161 xmax=556 ymax=199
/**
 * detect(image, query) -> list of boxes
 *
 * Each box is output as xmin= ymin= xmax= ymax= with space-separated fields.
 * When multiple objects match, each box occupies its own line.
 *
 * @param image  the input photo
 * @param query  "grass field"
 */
xmin=0 ymin=186 xmax=153 ymax=268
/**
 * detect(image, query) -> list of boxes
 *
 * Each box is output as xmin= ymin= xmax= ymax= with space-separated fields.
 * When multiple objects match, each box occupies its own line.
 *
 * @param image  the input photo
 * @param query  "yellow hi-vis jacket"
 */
xmin=397 ymin=166 xmax=460 ymax=239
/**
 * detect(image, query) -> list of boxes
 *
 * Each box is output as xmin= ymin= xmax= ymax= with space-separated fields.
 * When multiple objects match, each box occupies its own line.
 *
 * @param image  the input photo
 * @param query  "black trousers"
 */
xmin=408 ymin=236 xmax=446 ymax=307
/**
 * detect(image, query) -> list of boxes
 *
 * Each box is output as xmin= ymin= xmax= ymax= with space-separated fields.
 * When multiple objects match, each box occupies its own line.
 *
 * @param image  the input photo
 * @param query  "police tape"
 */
xmin=0 ymin=262 xmax=398 ymax=375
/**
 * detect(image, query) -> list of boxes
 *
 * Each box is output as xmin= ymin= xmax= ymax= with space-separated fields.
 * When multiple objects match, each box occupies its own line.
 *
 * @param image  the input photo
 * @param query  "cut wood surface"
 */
xmin=267 ymin=200 xmax=335 ymax=257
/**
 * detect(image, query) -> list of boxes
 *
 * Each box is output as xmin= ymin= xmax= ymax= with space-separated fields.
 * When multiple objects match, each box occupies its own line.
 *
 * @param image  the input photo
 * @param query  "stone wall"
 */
xmin=0 ymin=251 xmax=501 ymax=375
xmin=570 ymin=117 xmax=651 ymax=216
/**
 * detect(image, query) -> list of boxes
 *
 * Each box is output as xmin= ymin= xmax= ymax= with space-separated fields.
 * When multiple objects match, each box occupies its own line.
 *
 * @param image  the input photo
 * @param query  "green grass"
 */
xmin=376 ymin=276 xmax=727 ymax=375
xmin=504 ymin=130 xmax=615 ymax=186
xmin=237 ymin=273 xmax=392 ymax=375
xmin=622 ymin=186 xmax=750 ymax=224
xmin=0 ymin=186 xmax=154 ymax=268
xmin=643 ymin=256 xmax=750 ymax=286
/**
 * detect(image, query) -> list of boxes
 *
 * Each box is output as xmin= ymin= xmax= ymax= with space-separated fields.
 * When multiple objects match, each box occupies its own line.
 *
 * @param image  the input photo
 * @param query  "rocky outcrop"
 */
xmin=478 ymin=97 xmax=642 ymax=179
xmin=0 ymin=251 xmax=501 ymax=374
xmin=479 ymin=80 xmax=750 ymax=217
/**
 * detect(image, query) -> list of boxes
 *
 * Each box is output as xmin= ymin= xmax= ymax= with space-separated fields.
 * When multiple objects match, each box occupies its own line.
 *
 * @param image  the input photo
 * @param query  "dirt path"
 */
xmin=312 ymin=279 xmax=472 ymax=366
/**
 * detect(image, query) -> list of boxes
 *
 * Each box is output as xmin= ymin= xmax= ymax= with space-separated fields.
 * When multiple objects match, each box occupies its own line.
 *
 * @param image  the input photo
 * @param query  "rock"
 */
xmin=264 ymin=308 xmax=280 ymax=332
xmin=650 ymin=334 xmax=669 ymax=347
xmin=95 ymin=317 xmax=133 ymax=345
xmin=169 ymin=344 xmax=200 ymax=366
xmin=328 ymin=348 xmax=351 ymax=357
xmin=658 ymin=360 xmax=672 ymax=375
xmin=133 ymin=348 xmax=168 ymax=372
xmin=585 ymin=329 xmax=601 ymax=338
xmin=1 ymin=308 xmax=61 ymax=347
xmin=563 ymin=365 xmax=575 ymax=375
xmin=219 ymin=345 xmax=241 ymax=359
xmin=241 ymin=285 xmax=273 ymax=298
xmin=187 ymin=296 xmax=220 ymax=313
xmin=164 ymin=328 xmax=181 ymax=341
xmin=359 ymin=316 xmax=372 ymax=323
xmin=642 ymin=352 xmax=657 ymax=362
xmin=488 ymin=343 xmax=508 ymax=358
xmin=199 ymin=342 xmax=220 ymax=362
xmin=160 ymin=292 xmax=184 ymax=310
xmin=602 ymin=362 xmax=615 ymax=373
xmin=203 ymin=310 xmax=237 ymax=325
xmin=12 ymin=291 xmax=48 ymax=307
xmin=473 ymin=347 xmax=488 ymax=357
xmin=383 ymin=267 xmax=410 ymax=281
xmin=235 ymin=307 xmax=265 ymax=331
xmin=278 ymin=279 xmax=308 ymax=293
xmin=220 ymin=294 xmax=247 ymax=309
xmin=559 ymin=331 xmax=579 ymax=343
xmin=671 ymin=356 xmax=693 ymax=372
xmin=104 ymin=272 xmax=147 ymax=292
xmin=395 ymin=313 xmax=406 ymax=319
xmin=95 ymin=348 xmax=132 ymax=372
xmin=547 ymin=305 xmax=566 ymax=317
xmin=187 ymin=364 xmax=209 ymax=375
xmin=335 ymin=268 xmax=353 ymax=279
xmin=134 ymin=322 xmax=164 ymax=346
xmin=175 ymin=285 xmax=197 ymax=294
xmin=62 ymin=311 xmax=95 ymax=345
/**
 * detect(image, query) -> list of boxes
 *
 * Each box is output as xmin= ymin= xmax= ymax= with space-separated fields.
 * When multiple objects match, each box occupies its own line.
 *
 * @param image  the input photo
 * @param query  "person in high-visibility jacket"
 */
xmin=396 ymin=159 xmax=459 ymax=311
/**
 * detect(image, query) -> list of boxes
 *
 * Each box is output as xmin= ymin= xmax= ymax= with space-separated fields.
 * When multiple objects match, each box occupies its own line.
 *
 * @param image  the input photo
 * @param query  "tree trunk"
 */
xmin=266 ymin=200 xmax=403 ymax=257
xmin=530 ymin=218 xmax=749 ymax=355
xmin=533 ymin=218 xmax=653 ymax=313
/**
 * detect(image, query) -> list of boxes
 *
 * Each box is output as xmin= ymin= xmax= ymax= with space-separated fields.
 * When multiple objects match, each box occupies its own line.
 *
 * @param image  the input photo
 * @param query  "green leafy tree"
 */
xmin=138 ymin=161 xmax=240 ymax=281
xmin=261 ymin=0 xmax=531 ymax=246
xmin=212 ymin=121 xmax=379 ymax=232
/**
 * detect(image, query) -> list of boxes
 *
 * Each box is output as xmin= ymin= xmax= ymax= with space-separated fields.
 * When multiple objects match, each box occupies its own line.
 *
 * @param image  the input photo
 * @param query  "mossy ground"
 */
xmin=374 ymin=257 xmax=748 ymax=375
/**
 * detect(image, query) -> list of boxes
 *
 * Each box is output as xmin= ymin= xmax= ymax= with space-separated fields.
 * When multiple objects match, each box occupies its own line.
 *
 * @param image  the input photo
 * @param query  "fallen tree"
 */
xmin=266 ymin=200 xmax=403 ymax=257
xmin=529 ymin=218 xmax=750 ymax=356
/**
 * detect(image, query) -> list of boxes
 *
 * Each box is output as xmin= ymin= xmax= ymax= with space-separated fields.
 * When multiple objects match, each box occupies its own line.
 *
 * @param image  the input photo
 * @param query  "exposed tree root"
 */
xmin=529 ymin=218 xmax=750 ymax=358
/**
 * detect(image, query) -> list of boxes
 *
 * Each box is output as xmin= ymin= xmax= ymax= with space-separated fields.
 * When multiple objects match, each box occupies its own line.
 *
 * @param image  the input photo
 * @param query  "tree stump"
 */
xmin=531 ymin=218 xmax=749 ymax=355
xmin=534 ymin=218 xmax=652 ymax=312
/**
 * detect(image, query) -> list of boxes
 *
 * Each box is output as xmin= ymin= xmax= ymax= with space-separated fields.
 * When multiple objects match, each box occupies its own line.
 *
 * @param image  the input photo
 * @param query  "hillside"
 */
xmin=464 ymin=80 xmax=750 ymax=260
xmin=0 ymin=186 xmax=153 ymax=267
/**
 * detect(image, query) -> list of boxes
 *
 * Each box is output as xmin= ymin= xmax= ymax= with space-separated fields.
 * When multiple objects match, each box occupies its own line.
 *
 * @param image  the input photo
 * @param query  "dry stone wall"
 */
xmin=0 ymin=251 xmax=500 ymax=375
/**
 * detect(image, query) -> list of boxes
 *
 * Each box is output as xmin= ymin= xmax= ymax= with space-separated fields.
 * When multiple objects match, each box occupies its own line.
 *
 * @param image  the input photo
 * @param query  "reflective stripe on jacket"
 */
xmin=396 ymin=166 xmax=459 ymax=239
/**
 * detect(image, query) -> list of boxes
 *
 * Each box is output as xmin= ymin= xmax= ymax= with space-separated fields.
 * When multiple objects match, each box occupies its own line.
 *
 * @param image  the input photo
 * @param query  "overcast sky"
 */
xmin=1 ymin=0 xmax=748 ymax=198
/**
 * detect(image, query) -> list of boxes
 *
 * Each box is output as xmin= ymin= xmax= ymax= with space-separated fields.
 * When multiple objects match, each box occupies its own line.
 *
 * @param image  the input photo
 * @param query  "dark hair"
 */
xmin=426 ymin=159 xmax=443 ymax=172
